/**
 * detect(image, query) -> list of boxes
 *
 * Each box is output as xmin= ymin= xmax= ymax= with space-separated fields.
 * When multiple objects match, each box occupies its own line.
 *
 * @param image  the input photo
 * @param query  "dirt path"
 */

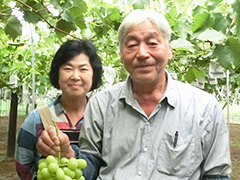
xmin=229 ymin=123 xmax=240 ymax=180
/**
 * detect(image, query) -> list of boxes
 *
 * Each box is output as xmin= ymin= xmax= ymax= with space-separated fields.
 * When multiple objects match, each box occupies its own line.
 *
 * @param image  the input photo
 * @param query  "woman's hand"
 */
xmin=37 ymin=126 xmax=75 ymax=159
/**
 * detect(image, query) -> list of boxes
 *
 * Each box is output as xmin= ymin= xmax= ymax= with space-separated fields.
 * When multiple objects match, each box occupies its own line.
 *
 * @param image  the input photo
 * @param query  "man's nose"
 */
xmin=136 ymin=43 xmax=149 ymax=59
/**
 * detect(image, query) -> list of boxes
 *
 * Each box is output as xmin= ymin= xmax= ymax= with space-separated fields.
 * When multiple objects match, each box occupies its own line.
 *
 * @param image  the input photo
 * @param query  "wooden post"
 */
xmin=7 ymin=92 xmax=18 ymax=158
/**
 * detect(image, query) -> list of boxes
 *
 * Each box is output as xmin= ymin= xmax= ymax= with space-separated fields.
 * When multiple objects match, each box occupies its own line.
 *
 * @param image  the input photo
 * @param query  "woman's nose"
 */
xmin=71 ymin=70 xmax=81 ymax=80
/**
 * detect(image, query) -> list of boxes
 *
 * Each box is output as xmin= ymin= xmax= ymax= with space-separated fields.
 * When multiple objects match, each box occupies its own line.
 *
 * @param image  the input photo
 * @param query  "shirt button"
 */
xmin=146 ymin=122 xmax=150 ymax=126
xmin=138 ymin=170 xmax=143 ymax=176
xmin=143 ymin=147 xmax=148 ymax=152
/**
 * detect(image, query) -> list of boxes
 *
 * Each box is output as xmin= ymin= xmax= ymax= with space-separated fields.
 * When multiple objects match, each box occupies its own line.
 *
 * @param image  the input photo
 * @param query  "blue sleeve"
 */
xmin=202 ymin=176 xmax=231 ymax=180
xmin=71 ymin=145 xmax=103 ymax=180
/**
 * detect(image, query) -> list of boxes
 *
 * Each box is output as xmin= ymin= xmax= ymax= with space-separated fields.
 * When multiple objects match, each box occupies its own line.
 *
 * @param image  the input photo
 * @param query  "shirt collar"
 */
xmin=162 ymin=70 xmax=177 ymax=108
xmin=119 ymin=70 xmax=177 ymax=108
xmin=53 ymin=96 xmax=65 ymax=115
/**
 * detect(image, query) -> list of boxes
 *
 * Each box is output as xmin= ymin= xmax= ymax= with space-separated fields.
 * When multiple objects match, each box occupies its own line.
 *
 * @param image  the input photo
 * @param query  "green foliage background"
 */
xmin=1 ymin=0 xmax=240 ymax=100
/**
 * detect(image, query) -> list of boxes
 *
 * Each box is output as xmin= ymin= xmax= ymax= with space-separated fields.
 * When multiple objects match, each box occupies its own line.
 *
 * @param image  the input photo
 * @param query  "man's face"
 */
xmin=120 ymin=20 xmax=172 ymax=85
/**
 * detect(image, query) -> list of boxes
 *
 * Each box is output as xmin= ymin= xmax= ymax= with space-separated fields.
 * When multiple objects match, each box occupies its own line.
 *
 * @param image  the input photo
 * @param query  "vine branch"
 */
xmin=221 ymin=15 xmax=236 ymax=44
xmin=14 ymin=0 xmax=80 ymax=40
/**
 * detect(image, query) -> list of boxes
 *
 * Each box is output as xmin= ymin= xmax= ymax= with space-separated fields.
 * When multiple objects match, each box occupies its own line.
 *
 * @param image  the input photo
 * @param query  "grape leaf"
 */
xmin=4 ymin=16 xmax=22 ymax=40
xmin=72 ymin=0 xmax=87 ymax=13
xmin=128 ymin=0 xmax=150 ymax=9
xmin=212 ymin=13 xmax=231 ymax=34
xmin=213 ymin=37 xmax=240 ymax=69
xmin=61 ymin=10 xmax=74 ymax=22
xmin=171 ymin=38 xmax=195 ymax=52
xmin=56 ymin=19 xmax=77 ymax=38
xmin=185 ymin=66 xmax=206 ymax=83
xmin=74 ymin=16 xmax=87 ymax=30
xmin=198 ymin=29 xmax=225 ymax=44
xmin=190 ymin=11 xmax=209 ymax=32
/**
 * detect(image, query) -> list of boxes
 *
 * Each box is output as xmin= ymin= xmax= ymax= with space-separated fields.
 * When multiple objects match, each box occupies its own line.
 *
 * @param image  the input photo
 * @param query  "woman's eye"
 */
xmin=80 ymin=68 xmax=88 ymax=71
xmin=63 ymin=67 xmax=72 ymax=71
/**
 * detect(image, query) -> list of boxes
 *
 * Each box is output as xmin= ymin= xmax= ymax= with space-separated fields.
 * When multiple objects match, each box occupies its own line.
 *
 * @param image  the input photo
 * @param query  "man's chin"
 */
xmin=131 ymin=75 xmax=155 ymax=84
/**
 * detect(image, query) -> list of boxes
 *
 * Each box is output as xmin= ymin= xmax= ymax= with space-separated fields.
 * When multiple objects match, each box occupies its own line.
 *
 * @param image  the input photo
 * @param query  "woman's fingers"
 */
xmin=37 ymin=126 xmax=60 ymax=156
xmin=37 ymin=137 xmax=59 ymax=157
xmin=37 ymin=126 xmax=75 ymax=158
xmin=47 ymin=126 xmax=60 ymax=145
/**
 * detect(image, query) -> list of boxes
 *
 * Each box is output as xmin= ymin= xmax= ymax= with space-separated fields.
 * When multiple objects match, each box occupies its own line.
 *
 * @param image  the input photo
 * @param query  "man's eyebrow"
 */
xmin=125 ymin=31 xmax=160 ymax=42
xmin=145 ymin=32 xmax=160 ymax=39
xmin=124 ymin=35 xmax=138 ymax=42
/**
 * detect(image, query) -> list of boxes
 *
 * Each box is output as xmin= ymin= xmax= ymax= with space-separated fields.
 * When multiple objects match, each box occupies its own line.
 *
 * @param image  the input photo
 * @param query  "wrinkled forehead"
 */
xmin=124 ymin=21 xmax=162 ymax=39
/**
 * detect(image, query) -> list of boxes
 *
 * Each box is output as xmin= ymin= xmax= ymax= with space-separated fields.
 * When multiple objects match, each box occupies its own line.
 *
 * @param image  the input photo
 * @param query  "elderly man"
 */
xmin=38 ymin=9 xmax=231 ymax=180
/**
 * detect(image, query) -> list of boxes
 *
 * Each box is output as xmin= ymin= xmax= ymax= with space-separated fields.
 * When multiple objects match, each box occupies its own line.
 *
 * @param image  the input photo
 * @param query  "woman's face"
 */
xmin=58 ymin=53 xmax=93 ymax=98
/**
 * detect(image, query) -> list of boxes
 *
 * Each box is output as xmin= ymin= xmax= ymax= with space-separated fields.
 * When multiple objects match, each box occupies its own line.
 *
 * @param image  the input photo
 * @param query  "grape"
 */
xmin=46 ymin=155 xmax=57 ymax=164
xmin=37 ymin=171 xmax=44 ymax=180
xmin=39 ymin=161 xmax=48 ymax=170
xmin=74 ymin=169 xmax=83 ymax=178
xmin=78 ymin=176 xmax=85 ymax=180
xmin=68 ymin=158 xmax=78 ymax=170
xmin=64 ymin=175 xmax=72 ymax=180
xmin=48 ymin=162 xmax=59 ymax=173
xmin=38 ymin=155 xmax=87 ymax=180
xmin=40 ymin=167 xmax=52 ymax=179
xmin=63 ymin=167 xmax=75 ymax=178
xmin=60 ymin=157 xmax=69 ymax=166
xmin=76 ymin=159 xmax=87 ymax=169
xmin=39 ymin=158 xmax=47 ymax=164
xmin=56 ymin=167 xmax=65 ymax=180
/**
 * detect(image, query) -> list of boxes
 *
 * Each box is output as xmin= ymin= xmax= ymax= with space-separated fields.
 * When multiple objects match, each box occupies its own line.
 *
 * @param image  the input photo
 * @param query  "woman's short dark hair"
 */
xmin=49 ymin=39 xmax=102 ymax=91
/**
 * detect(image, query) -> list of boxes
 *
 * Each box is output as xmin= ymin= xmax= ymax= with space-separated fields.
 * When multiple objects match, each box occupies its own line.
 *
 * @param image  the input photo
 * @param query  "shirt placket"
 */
xmin=136 ymin=120 xmax=151 ymax=179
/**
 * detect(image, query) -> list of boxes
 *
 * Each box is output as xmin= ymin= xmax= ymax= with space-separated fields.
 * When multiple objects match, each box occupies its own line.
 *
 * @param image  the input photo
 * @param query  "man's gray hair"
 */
xmin=118 ymin=9 xmax=172 ymax=50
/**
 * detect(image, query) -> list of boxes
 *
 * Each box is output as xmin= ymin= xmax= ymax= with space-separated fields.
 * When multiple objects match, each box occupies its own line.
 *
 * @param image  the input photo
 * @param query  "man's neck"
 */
xmin=132 ymin=75 xmax=167 ymax=116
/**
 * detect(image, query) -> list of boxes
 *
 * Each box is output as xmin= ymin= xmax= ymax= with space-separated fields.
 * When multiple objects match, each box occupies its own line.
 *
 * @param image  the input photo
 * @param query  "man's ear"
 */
xmin=120 ymin=53 xmax=124 ymax=64
xmin=168 ymin=43 xmax=173 ymax=61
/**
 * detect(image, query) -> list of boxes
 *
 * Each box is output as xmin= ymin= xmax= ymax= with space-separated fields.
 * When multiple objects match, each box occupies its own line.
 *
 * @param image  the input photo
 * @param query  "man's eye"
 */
xmin=148 ymin=42 xmax=158 ymax=46
xmin=127 ymin=44 xmax=137 ymax=48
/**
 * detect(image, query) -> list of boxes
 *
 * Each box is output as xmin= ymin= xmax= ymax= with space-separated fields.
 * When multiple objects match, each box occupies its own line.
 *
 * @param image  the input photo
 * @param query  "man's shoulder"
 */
xmin=172 ymin=80 xmax=217 ymax=102
xmin=87 ymin=81 xmax=127 ymax=106
xmin=96 ymin=81 xmax=126 ymax=96
xmin=174 ymin=80 xmax=211 ymax=94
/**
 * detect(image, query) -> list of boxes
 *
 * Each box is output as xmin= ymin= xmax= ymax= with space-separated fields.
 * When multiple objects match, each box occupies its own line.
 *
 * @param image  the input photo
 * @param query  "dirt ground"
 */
xmin=0 ymin=116 xmax=239 ymax=180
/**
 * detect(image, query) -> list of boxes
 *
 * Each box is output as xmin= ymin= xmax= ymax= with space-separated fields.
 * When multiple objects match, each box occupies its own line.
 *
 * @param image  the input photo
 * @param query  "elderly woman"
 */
xmin=15 ymin=39 xmax=102 ymax=180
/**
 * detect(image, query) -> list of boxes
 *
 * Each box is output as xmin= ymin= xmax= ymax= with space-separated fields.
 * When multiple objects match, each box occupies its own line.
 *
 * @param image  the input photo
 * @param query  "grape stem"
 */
xmin=52 ymin=119 xmax=61 ymax=165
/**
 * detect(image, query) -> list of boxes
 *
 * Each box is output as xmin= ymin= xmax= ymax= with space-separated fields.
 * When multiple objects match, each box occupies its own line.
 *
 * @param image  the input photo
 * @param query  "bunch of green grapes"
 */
xmin=37 ymin=155 xmax=87 ymax=180
xmin=37 ymin=120 xmax=87 ymax=180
